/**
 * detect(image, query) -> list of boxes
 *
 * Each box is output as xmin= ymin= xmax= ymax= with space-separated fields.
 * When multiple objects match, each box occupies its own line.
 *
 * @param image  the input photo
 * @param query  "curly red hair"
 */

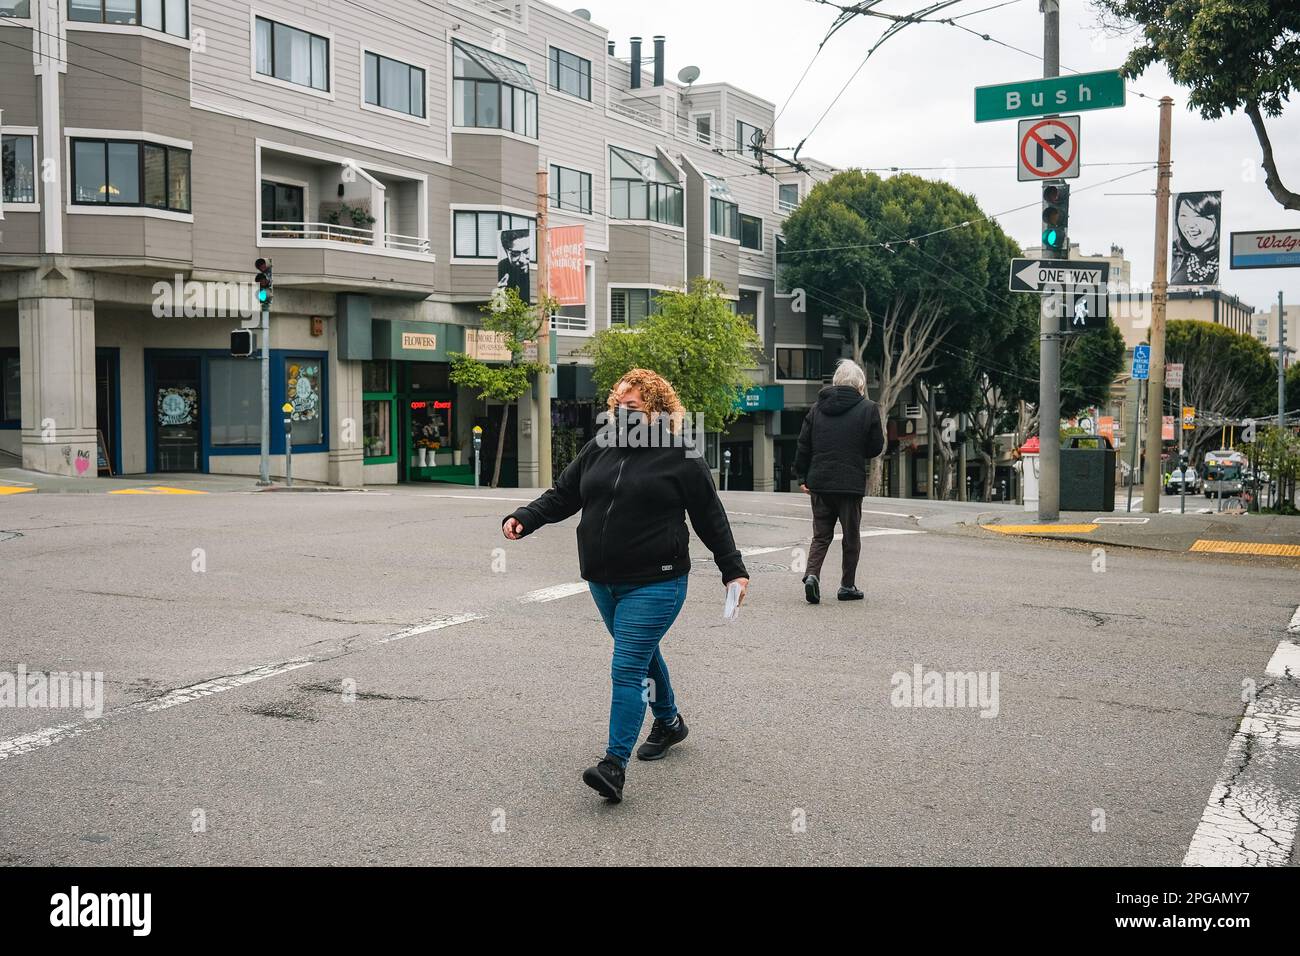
xmin=607 ymin=368 xmax=685 ymax=430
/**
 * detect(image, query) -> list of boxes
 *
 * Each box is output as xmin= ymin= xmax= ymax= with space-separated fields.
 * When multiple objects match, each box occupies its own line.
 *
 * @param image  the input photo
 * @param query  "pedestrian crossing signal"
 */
xmin=1041 ymin=182 xmax=1070 ymax=252
xmin=231 ymin=329 xmax=255 ymax=356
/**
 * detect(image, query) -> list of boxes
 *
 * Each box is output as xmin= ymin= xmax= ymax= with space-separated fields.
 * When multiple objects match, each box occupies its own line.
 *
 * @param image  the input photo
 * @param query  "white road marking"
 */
xmin=142 ymin=660 xmax=315 ymax=713
xmin=378 ymin=612 xmax=486 ymax=643
xmin=1288 ymin=606 xmax=1300 ymax=634
xmin=1183 ymin=639 xmax=1300 ymax=867
xmin=741 ymin=546 xmax=790 ymax=557
xmin=518 ymin=582 xmax=589 ymax=603
xmin=418 ymin=494 xmax=534 ymax=502
xmin=729 ymin=511 xmax=811 ymax=521
xmin=0 ymin=720 xmax=100 ymax=762
xmin=1095 ymin=516 xmax=1150 ymax=524
xmin=838 ymin=527 xmax=924 ymax=540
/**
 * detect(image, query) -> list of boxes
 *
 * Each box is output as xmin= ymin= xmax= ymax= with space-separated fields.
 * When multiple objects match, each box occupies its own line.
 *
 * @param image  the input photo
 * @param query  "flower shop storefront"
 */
xmin=362 ymin=319 xmax=472 ymax=484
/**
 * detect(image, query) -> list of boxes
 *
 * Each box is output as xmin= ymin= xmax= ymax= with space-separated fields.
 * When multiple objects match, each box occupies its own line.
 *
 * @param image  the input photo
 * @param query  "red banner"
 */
xmin=547 ymin=225 xmax=585 ymax=306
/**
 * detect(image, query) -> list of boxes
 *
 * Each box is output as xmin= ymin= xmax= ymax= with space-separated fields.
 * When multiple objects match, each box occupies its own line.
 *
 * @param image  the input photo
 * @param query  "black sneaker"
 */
xmin=636 ymin=715 xmax=689 ymax=761
xmin=582 ymin=756 xmax=625 ymax=802
xmin=804 ymin=574 xmax=821 ymax=604
xmin=837 ymin=586 xmax=864 ymax=601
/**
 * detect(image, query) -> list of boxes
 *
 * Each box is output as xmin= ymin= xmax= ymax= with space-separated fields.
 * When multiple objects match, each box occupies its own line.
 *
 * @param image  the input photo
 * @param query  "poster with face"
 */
xmin=1171 ymin=191 xmax=1221 ymax=286
xmin=497 ymin=227 xmax=532 ymax=303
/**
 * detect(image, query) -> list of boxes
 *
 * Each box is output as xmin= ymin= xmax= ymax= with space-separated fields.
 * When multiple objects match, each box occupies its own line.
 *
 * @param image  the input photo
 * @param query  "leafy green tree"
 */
xmin=448 ymin=287 xmax=547 ymax=488
xmin=1287 ymin=360 xmax=1299 ymax=415
xmin=1164 ymin=319 xmax=1275 ymax=464
xmin=1095 ymin=0 xmax=1300 ymax=210
xmin=1061 ymin=324 xmax=1126 ymax=418
xmin=781 ymin=170 xmax=1012 ymax=493
xmin=581 ymin=278 xmax=760 ymax=432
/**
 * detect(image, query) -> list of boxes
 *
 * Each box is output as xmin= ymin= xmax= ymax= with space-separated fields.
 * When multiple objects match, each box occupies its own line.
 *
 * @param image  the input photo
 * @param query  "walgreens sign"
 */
xmin=1230 ymin=229 xmax=1300 ymax=270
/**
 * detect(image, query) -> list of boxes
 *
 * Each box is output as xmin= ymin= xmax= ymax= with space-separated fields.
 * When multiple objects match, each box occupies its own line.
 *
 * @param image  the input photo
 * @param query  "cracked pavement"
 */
xmin=0 ymin=488 xmax=1297 ymax=865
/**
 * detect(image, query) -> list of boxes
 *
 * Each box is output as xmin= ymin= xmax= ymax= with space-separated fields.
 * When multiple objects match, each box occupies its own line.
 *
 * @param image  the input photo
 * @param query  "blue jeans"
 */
xmin=588 ymin=574 xmax=689 ymax=765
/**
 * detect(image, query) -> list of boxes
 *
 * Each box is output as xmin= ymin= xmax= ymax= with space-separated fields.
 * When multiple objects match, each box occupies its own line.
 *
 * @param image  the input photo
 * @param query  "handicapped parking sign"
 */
xmin=1131 ymin=344 xmax=1150 ymax=380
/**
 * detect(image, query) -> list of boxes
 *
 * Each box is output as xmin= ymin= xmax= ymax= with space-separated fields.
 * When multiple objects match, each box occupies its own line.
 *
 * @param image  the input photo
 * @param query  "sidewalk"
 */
xmin=0 ymin=467 xmax=274 ymax=495
xmin=978 ymin=508 xmax=1300 ymax=557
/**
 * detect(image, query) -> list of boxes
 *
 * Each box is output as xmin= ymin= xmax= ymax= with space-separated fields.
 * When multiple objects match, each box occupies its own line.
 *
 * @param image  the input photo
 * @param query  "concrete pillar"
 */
xmin=19 ymin=295 xmax=97 ymax=477
xmin=327 ymin=346 xmax=364 ymax=487
xmin=897 ymin=450 xmax=912 ymax=498
xmin=752 ymin=414 xmax=775 ymax=492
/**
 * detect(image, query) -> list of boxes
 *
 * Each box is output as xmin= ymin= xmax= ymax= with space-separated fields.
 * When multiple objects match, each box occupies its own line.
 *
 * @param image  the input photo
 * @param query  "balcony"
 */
xmin=260 ymin=221 xmax=431 ymax=256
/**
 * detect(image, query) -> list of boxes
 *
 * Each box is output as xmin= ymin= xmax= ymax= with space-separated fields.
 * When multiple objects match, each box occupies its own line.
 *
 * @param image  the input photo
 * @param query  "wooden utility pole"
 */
xmin=1142 ymin=96 xmax=1174 ymax=512
xmin=536 ymin=168 xmax=552 ymax=489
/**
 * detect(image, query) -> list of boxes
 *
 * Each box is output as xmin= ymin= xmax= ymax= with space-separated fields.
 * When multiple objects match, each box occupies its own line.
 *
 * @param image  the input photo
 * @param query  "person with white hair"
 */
xmin=793 ymin=358 xmax=886 ymax=603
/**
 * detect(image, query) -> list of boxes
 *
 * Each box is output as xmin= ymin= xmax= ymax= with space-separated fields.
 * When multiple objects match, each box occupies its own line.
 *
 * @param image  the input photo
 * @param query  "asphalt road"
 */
xmin=1 ymin=487 xmax=1296 ymax=865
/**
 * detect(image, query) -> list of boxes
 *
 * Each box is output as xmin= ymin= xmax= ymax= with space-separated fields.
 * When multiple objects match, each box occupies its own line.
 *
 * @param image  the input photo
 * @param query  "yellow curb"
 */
xmin=986 ymin=523 xmax=1099 ymax=534
xmin=1189 ymin=539 xmax=1300 ymax=557
xmin=109 ymin=486 xmax=208 ymax=495
xmin=0 ymin=486 xmax=36 ymax=495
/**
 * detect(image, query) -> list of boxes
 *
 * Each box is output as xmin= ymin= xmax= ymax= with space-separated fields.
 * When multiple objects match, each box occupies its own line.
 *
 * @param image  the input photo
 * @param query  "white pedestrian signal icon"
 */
xmin=1073 ymin=297 xmax=1088 ymax=326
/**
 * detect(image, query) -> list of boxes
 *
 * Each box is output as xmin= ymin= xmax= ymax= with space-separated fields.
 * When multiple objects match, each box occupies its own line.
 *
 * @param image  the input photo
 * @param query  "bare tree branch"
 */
xmin=1246 ymin=101 xmax=1300 ymax=212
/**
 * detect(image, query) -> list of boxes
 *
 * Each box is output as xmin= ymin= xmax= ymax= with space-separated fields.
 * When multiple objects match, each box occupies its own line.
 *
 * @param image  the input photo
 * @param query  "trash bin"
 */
xmin=1060 ymin=434 xmax=1116 ymax=512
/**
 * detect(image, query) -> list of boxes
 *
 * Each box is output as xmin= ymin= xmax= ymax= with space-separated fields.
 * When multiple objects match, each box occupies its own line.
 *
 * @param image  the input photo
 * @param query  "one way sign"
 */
xmin=1009 ymin=258 xmax=1110 ymax=331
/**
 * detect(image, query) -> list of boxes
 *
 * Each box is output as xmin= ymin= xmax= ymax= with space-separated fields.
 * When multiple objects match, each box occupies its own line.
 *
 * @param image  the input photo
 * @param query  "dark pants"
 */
xmin=805 ymin=492 xmax=862 ymax=588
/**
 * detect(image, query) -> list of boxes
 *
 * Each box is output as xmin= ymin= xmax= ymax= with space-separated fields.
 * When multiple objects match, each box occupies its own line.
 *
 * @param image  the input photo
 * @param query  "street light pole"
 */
xmin=1142 ymin=97 xmax=1174 ymax=511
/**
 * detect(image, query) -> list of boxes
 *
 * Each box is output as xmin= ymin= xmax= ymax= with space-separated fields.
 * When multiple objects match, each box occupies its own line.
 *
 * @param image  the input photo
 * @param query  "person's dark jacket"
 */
xmin=794 ymin=385 xmax=886 ymax=496
xmin=503 ymin=437 xmax=748 ymax=585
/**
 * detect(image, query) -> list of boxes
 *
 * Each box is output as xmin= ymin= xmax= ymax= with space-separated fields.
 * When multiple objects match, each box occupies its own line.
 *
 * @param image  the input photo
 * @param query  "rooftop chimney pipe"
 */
xmin=653 ymin=36 xmax=665 ymax=87
xmin=608 ymin=40 xmax=615 ymax=56
xmin=629 ymin=36 xmax=642 ymax=89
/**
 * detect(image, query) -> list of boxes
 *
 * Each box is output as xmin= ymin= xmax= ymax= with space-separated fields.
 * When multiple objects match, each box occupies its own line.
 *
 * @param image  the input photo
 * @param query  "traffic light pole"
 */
xmin=1037 ymin=0 xmax=1061 ymax=522
xmin=259 ymin=298 xmax=270 ymax=486
xmin=1142 ymin=97 xmax=1174 ymax=512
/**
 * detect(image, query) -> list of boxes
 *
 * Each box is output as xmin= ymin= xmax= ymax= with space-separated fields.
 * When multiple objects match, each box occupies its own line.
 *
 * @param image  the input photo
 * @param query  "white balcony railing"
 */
xmin=778 ymin=198 xmax=798 ymax=213
xmin=609 ymin=100 xmax=663 ymax=129
xmin=261 ymin=221 xmax=431 ymax=256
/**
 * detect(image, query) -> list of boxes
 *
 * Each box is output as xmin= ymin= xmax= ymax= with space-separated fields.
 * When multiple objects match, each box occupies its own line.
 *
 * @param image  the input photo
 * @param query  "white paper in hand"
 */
xmin=722 ymin=581 xmax=742 ymax=623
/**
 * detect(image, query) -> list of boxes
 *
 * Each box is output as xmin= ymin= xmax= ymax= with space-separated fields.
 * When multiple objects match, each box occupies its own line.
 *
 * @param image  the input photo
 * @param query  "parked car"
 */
xmin=1164 ymin=465 xmax=1200 ymax=494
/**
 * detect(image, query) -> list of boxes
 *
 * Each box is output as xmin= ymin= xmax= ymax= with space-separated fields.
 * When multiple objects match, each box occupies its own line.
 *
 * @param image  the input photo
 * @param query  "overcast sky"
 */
xmin=590 ymin=0 xmax=1300 ymax=314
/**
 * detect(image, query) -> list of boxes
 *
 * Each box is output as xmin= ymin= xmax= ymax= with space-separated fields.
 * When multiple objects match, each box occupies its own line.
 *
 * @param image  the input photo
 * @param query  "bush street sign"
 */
xmin=975 ymin=70 xmax=1125 ymax=123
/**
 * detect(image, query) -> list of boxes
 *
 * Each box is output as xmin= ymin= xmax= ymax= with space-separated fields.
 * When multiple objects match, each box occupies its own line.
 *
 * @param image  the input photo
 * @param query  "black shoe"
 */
xmin=582 ymin=756 xmax=625 ymax=802
xmin=804 ymin=574 xmax=821 ymax=604
xmin=637 ymin=715 xmax=689 ymax=761
xmin=837 ymin=586 xmax=864 ymax=601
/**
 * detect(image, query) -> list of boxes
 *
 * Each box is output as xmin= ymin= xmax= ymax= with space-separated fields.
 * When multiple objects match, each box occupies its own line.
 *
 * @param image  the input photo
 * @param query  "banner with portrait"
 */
xmin=1170 ymin=190 xmax=1221 ymax=286
xmin=496 ymin=227 xmax=532 ymax=303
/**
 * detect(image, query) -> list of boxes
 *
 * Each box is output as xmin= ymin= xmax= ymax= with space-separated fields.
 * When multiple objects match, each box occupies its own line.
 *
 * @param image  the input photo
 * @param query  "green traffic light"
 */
xmin=257 ymin=289 xmax=269 ymax=303
xmin=1044 ymin=228 xmax=1058 ymax=247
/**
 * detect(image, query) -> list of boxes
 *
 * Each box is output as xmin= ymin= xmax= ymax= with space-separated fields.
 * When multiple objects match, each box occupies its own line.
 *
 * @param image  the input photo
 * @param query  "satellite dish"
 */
xmin=571 ymin=7 xmax=591 ymax=18
xmin=677 ymin=65 xmax=701 ymax=86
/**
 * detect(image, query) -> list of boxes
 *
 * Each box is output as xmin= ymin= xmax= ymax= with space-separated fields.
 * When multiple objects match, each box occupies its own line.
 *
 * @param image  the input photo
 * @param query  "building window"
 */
xmin=362 ymin=360 xmax=395 ymax=463
xmin=694 ymin=114 xmax=711 ymax=145
xmin=549 ymin=164 xmax=591 ymax=214
xmin=208 ymin=357 xmax=261 ymax=447
xmin=610 ymin=288 xmax=663 ymax=327
xmin=711 ymin=197 xmax=739 ymax=240
xmin=777 ymin=348 xmax=823 ymax=381
xmin=0 ymin=349 xmax=19 ymax=425
xmin=2 ymin=135 xmax=36 ymax=203
xmin=3 ymin=2 xmax=31 ymax=17
xmin=255 ymin=17 xmax=329 ymax=92
xmin=260 ymin=180 xmax=305 ymax=237
xmin=68 ymin=0 xmax=187 ymax=37
xmin=364 ymin=51 xmax=425 ymax=118
xmin=609 ymin=146 xmax=682 ymax=226
xmin=548 ymin=46 xmax=590 ymax=100
xmin=775 ymin=234 xmax=790 ymax=293
xmin=453 ymin=210 xmax=536 ymax=260
xmin=736 ymin=119 xmax=763 ymax=158
xmin=285 ymin=357 xmax=323 ymax=446
xmin=71 ymin=138 xmax=191 ymax=212
xmin=740 ymin=213 xmax=762 ymax=250
xmin=778 ymin=183 xmax=798 ymax=210
xmin=739 ymin=288 xmax=761 ymax=338
xmin=453 ymin=40 xmax=538 ymax=138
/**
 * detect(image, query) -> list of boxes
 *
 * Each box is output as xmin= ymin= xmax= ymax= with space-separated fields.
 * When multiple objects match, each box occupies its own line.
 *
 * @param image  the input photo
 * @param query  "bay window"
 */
xmin=740 ymin=213 xmax=763 ymax=250
xmin=71 ymin=138 xmax=191 ymax=212
xmin=711 ymin=197 xmax=739 ymax=240
xmin=609 ymin=146 xmax=682 ymax=226
xmin=453 ymin=210 xmax=536 ymax=260
xmin=68 ymin=0 xmax=187 ymax=38
xmin=2 ymin=134 xmax=36 ymax=204
xmin=777 ymin=348 xmax=823 ymax=381
xmin=453 ymin=40 xmax=537 ymax=138
xmin=610 ymin=288 xmax=663 ymax=327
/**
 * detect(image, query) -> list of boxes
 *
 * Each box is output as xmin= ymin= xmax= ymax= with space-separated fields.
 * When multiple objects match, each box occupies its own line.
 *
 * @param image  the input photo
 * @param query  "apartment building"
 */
xmin=0 ymin=0 xmax=829 ymax=488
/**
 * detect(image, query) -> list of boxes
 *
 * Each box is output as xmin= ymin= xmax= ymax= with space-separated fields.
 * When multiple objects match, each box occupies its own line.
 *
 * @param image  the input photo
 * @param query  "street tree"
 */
xmin=1164 ymin=319 xmax=1275 ymax=464
xmin=448 ymin=287 xmax=548 ymax=488
xmin=581 ymin=278 xmax=761 ymax=432
xmin=1060 ymin=323 xmax=1126 ymax=419
xmin=780 ymin=170 xmax=1009 ymax=494
xmin=1095 ymin=0 xmax=1300 ymax=211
